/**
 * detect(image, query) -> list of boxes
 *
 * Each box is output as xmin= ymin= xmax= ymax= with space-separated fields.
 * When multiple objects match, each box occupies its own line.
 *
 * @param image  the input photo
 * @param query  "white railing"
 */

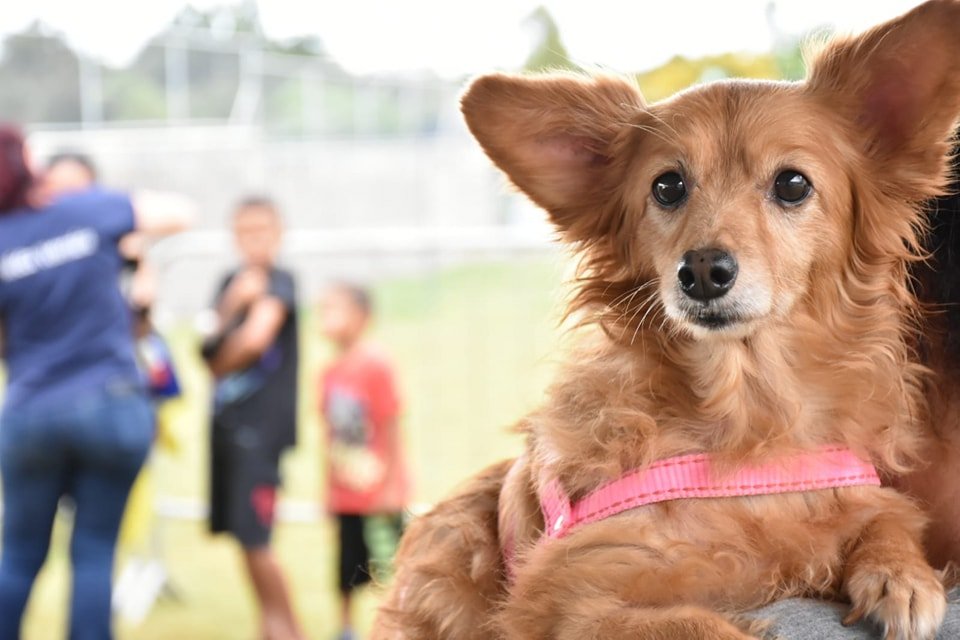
xmin=151 ymin=223 xmax=556 ymax=263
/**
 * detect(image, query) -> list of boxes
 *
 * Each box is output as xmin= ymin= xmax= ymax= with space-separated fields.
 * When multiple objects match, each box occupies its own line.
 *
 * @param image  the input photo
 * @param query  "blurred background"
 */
xmin=0 ymin=0 xmax=926 ymax=638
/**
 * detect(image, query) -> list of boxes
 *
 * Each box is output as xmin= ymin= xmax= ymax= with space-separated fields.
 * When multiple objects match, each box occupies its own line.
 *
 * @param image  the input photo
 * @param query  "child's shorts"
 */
xmin=336 ymin=512 xmax=403 ymax=594
xmin=209 ymin=421 xmax=282 ymax=549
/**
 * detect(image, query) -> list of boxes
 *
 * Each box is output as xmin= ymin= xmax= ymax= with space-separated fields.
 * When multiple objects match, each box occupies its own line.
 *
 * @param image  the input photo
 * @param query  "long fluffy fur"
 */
xmin=373 ymin=461 xmax=509 ymax=639
xmin=374 ymin=3 xmax=960 ymax=639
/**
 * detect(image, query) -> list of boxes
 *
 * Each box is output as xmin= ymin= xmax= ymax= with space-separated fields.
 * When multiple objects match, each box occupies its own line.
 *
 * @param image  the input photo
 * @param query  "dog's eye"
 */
xmin=652 ymin=172 xmax=687 ymax=207
xmin=773 ymin=170 xmax=811 ymax=204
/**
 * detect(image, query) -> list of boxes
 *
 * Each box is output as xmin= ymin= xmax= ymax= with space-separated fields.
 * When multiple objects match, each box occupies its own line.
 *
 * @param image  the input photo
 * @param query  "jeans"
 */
xmin=0 ymin=384 xmax=153 ymax=640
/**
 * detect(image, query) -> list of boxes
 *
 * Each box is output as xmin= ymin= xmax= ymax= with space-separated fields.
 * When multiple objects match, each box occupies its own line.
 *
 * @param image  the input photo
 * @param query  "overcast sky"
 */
xmin=0 ymin=0 xmax=925 ymax=76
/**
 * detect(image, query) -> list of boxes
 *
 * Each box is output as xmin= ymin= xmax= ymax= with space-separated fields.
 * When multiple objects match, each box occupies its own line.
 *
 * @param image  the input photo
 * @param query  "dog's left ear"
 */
xmin=807 ymin=0 xmax=960 ymax=197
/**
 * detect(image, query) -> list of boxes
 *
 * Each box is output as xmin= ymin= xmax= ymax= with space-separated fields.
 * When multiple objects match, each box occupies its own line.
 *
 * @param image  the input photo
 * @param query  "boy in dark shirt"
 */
xmin=202 ymin=196 xmax=303 ymax=640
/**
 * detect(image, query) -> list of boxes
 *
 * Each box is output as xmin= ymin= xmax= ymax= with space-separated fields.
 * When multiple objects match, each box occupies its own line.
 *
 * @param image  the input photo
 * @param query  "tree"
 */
xmin=0 ymin=23 xmax=81 ymax=123
xmin=523 ymin=6 xmax=579 ymax=73
xmin=636 ymin=52 xmax=782 ymax=103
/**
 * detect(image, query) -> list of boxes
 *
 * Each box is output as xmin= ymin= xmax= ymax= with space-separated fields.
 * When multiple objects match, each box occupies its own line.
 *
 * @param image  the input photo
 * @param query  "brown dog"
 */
xmin=374 ymin=2 xmax=960 ymax=639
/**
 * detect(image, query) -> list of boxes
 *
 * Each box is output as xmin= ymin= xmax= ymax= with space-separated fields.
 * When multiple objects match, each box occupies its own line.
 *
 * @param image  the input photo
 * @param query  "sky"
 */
xmin=0 ymin=0 xmax=925 ymax=76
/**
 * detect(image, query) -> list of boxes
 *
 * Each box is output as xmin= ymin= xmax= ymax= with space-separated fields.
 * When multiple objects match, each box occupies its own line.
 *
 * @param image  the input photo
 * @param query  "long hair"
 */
xmin=0 ymin=124 xmax=32 ymax=215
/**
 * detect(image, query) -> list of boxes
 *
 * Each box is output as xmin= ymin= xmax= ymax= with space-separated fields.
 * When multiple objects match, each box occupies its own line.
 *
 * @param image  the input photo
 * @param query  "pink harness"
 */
xmin=504 ymin=447 xmax=880 ymax=575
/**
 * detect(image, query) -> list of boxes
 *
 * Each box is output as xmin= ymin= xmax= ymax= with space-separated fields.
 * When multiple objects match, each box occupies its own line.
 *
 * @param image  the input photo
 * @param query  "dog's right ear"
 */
xmin=461 ymin=73 xmax=643 ymax=237
xmin=806 ymin=0 xmax=960 ymax=199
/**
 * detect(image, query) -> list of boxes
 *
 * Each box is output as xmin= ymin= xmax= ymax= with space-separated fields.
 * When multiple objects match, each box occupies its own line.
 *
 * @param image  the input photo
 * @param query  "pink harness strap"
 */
xmin=538 ymin=446 xmax=880 ymax=541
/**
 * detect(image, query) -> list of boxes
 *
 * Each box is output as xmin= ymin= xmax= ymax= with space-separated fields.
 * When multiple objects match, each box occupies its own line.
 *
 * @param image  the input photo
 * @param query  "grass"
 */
xmin=8 ymin=255 xmax=570 ymax=640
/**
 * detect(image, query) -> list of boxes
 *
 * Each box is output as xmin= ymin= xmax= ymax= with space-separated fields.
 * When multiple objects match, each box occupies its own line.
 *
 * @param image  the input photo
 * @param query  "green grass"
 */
xmin=9 ymin=255 xmax=569 ymax=640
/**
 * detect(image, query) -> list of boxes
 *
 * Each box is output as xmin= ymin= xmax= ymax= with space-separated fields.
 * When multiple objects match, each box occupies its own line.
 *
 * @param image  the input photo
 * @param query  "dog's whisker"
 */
xmin=628 ymin=293 xmax=663 ymax=346
xmin=640 ymin=108 xmax=683 ymax=142
xmin=608 ymin=281 xmax=657 ymax=342
xmin=623 ymin=122 xmax=677 ymax=147
xmin=606 ymin=280 xmax=656 ymax=308
xmin=617 ymin=287 xmax=649 ymax=322
xmin=608 ymin=288 xmax=642 ymax=311
xmin=621 ymin=295 xmax=654 ymax=336
xmin=616 ymin=297 xmax=649 ymax=343
xmin=619 ymin=290 xmax=655 ymax=327
xmin=631 ymin=294 xmax=663 ymax=346
xmin=656 ymin=313 xmax=673 ymax=336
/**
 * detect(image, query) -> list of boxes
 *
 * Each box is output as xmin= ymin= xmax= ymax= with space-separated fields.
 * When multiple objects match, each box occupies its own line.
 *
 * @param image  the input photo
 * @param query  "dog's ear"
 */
xmin=461 ymin=73 xmax=643 ymax=237
xmin=806 ymin=0 xmax=960 ymax=197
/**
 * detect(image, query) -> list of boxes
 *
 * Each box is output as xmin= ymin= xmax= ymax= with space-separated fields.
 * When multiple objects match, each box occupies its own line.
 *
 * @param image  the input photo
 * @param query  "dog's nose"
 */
xmin=677 ymin=248 xmax=738 ymax=302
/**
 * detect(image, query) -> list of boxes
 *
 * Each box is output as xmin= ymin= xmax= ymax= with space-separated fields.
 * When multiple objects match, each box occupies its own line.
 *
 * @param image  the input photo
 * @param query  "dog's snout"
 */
xmin=677 ymin=248 xmax=738 ymax=302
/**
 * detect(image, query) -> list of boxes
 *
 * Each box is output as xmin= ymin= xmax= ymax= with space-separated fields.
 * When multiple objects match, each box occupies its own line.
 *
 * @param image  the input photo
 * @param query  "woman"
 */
xmin=0 ymin=125 xmax=194 ymax=639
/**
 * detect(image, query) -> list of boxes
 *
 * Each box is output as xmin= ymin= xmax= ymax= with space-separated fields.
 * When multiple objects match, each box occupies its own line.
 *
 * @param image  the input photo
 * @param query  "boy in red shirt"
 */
xmin=319 ymin=283 xmax=408 ymax=640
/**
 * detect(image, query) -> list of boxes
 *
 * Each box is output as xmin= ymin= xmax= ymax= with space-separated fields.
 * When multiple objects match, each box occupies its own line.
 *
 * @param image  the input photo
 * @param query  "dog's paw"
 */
xmin=843 ymin=562 xmax=946 ymax=640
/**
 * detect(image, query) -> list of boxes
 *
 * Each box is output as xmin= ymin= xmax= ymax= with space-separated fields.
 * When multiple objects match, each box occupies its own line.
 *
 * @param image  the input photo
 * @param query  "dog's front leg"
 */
xmin=371 ymin=459 xmax=511 ymax=640
xmin=842 ymin=509 xmax=946 ymax=640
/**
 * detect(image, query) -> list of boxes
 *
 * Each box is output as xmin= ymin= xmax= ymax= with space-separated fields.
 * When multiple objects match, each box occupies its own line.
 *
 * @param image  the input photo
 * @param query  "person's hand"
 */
xmin=331 ymin=444 xmax=385 ymax=492
xmin=219 ymin=268 xmax=269 ymax=321
xmin=216 ymin=268 xmax=269 ymax=327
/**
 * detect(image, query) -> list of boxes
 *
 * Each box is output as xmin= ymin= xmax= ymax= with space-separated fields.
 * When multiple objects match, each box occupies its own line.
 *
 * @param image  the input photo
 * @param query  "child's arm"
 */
xmin=215 ymin=268 xmax=268 ymax=327
xmin=376 ymin=416 xmax=404 ymax=511
xmin=370 ymin=359 xmax=405 ymax=512
xmin=204 ymin=270 xmax=294 ymax=377
xmin=206 ymin=296 xmax=287 ymax=377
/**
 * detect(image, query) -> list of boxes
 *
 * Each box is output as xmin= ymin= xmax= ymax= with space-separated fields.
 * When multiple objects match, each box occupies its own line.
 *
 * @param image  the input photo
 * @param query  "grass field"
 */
xmin=9 ymin=255 xmax=570 ymax=640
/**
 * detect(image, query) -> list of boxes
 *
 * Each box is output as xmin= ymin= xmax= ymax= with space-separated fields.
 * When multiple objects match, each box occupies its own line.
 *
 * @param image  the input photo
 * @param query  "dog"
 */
xmin=373 ymin=2 xmax=960 ymax=638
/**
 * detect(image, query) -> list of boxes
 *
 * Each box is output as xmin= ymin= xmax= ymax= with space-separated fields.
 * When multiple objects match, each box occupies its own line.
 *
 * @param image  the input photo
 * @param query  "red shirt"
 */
xmin=321 ymin=345 xmax=409 ymax=514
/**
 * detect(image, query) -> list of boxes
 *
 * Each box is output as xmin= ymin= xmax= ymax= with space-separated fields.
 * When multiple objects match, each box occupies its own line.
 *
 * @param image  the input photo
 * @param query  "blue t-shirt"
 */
xmin=0 ymin=188 xmax=140 ymax=409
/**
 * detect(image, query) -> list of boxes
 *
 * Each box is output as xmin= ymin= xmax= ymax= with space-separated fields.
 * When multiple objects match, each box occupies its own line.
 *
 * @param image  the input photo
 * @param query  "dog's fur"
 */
xmin=373 ymin=3 xmax=960 ymax=639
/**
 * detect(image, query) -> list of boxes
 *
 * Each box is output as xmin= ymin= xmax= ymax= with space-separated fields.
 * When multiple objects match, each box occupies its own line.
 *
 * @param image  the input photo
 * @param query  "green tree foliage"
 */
xmin=102 ymin=70 xmax=166 ymax=121
xmin=523 ymin=6 xmax=579 ymax=72
xmin=519 ymin=6 xmax=808 ymax=104
xmin=0 ymin=2 xmax=335 ymax=127
xmin=119 ymin=2 xmax=318 ymax=122
xmin=775 ymin=42 xmax=807 ymax=81
xmin=636 ymin=52 xmax=783 ymax=103
xmin=0 ymin=2 xmax=811 ymax=129
xmin=0 ymin=23 xmax=81 ymax=123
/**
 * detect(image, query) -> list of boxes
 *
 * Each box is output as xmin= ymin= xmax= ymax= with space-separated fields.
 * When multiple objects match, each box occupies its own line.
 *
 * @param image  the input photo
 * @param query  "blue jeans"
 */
xmin=0 ymin=385 xmax=153 ymax=640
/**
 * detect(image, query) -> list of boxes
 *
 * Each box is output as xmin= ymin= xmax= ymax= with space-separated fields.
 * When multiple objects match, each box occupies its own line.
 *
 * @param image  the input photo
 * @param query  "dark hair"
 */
xmin=234 ymin=195 xmax=281 ymax=218
xmin=0 ymin=124 xmax=32 ymax=215
xmin=330 ymin=281 xmax=373 ymax=316
xmin=46 ymin=150 xmax=98 ymax=182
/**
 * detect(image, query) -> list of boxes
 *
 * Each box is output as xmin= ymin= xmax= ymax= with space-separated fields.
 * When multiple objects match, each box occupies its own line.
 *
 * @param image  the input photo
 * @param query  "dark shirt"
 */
xmin=208 ymin=267 xmax=298 ymax=453
xmin=0 ymin=188 xmax=139 ymax=409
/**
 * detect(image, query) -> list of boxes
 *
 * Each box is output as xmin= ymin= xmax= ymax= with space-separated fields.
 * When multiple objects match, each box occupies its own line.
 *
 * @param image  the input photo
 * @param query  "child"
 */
xmin=319 ymin=283 xmax=408 ymax=640
xmin=202 ymin=196 xmax=303 ymax=640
